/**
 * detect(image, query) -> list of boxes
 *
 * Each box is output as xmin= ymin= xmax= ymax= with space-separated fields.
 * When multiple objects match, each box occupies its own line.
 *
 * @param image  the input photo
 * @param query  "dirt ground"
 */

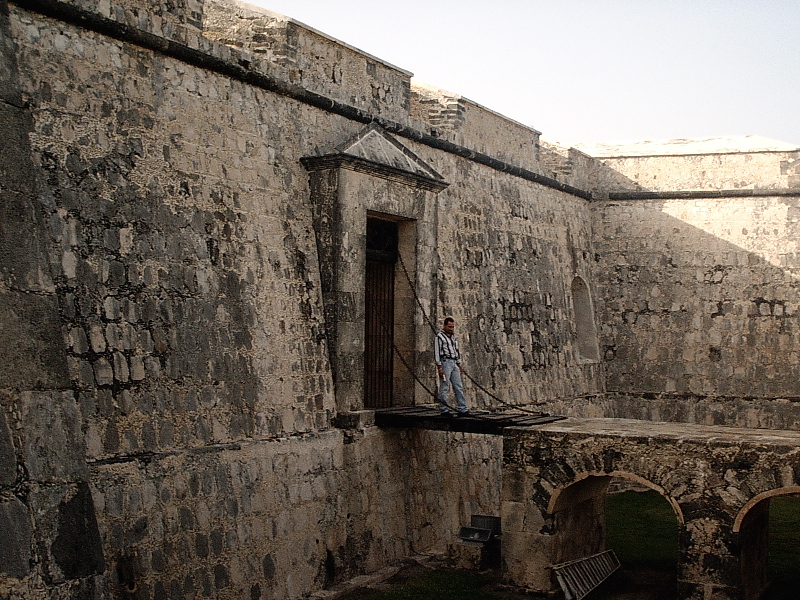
xmin=593 ymin=567 xmax=676 ymax=599
xmin=331 ymin=558 xmax=676 ymax=600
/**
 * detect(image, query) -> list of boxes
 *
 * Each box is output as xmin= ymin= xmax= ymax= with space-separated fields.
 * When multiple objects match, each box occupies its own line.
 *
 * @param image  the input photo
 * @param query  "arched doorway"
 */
xmin=736 ymin=488 xmax=800 ymax=600
xmin=604 ymin=478 xmax=679 ymax=598
xmin=547 ymin=473 xmax=681 ymax=598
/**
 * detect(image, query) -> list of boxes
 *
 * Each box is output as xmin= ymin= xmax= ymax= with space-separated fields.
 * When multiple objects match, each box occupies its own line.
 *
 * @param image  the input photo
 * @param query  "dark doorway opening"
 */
xmin=600 ymin=485 xmax=678 ymax=599
xmin=763 ymin=495 xmax=800 ymax=599
xmin=364 ymin=218 xmax=398 ymax=408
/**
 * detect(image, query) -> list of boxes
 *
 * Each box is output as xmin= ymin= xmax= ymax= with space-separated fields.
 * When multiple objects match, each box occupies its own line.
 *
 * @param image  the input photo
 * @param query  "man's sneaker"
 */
xmin=456 ymin=411 xmax=471 ymax=417
xmin=439 ymin=411 xmax=455 ymax=418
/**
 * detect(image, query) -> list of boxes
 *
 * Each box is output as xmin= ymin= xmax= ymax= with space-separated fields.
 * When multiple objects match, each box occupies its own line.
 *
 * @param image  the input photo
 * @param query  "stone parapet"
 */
xmin=203 ymin=0 xmax=412 ymax=122
xmin=26 ymin=0 xmax=205 ymax=43
xmin=546 ymin=392 xmax=800 ymax=431
xmin=579 ymin=137 xmax=800 ymax=193
xmin=411 ymin=82 xmax=541 ymax=173
xmin=539 ymin=141 xmax=595 ymax=191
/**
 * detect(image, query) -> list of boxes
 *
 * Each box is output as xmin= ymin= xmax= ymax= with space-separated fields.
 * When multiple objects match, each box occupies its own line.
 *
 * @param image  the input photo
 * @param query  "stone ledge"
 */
xmin=519 ymin=416 xmax=800 ymax=445
xmin=331 ymin=410 xmax=376 ymax=430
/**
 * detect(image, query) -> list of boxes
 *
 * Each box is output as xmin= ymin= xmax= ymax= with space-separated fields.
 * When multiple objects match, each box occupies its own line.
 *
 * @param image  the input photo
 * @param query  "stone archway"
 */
xmin=547 ymin=472 xmax=682 ymax=567
xmin=501 ymin=462 xmax=685 ymax=594
xmin=735 ymin=486 xmax=800 ymax=600
xmin=500 ymin=419 xmax=800 ymax=599
xmin=548 ymin=471 xmax=684 ymax=524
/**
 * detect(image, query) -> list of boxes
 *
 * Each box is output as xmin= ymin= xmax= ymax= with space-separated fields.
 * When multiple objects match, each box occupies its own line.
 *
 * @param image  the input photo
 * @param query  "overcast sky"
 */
xmin=245 ymin=0 xmax=800 ymax=147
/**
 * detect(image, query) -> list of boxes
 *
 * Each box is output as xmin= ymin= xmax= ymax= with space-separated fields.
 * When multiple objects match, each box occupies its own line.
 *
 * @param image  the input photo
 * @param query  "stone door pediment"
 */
xmin=302 ymin=123 xmax=448 ymax=192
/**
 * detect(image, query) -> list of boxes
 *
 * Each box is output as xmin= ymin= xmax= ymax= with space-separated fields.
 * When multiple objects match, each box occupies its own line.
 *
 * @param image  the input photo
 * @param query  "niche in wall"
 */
xmin=571 ymin=275 xmax=600 ymax=362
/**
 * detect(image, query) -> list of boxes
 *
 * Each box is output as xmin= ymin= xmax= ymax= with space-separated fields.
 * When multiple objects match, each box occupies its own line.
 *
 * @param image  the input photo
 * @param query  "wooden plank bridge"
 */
xmin=374 ymin=406 xmax=566 ymax=435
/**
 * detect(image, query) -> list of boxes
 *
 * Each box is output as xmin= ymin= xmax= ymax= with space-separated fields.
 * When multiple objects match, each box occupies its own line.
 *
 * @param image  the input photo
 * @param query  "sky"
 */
xmin=244 ymin=0 xmax=800 ymax=147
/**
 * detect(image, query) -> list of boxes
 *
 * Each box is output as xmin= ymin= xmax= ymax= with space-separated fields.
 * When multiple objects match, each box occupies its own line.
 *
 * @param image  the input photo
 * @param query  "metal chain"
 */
xmin=374 ymin=302 xmax=457 ymax=412
xmin=395 ymin=252 xmax=545 ymax=416
xmin=397 ymin=252 xmax=438 ymax=335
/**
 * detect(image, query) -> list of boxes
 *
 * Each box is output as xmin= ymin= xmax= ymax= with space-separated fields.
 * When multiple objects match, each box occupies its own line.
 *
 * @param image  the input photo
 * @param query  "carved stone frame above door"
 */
xmin=301 ymin=124 xmax=449 ymax=415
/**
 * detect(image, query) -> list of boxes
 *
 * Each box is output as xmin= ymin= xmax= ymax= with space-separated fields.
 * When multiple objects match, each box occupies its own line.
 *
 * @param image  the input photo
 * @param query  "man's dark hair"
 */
xmin=444 ymin=317 xmax=454 ymax=326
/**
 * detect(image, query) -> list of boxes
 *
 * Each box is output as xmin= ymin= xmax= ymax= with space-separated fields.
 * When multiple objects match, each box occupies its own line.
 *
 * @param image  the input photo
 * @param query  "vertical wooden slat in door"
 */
xmin=364 ymin=259 xmax=395 ymax=408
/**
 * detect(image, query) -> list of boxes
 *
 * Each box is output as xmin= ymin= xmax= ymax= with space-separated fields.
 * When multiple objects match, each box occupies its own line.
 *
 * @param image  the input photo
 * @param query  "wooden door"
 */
xmin=364 ymin=218 xmax=397 ymax=408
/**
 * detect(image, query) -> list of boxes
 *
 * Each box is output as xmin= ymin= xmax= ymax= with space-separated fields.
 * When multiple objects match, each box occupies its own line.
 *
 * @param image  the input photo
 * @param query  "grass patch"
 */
xmin=604 ymin=490 xmax=678 ymax=569
xmin=769 ymin=496 xmax=800 ymax=580
xmin=346 ymin=570 xmax=523 ymax=600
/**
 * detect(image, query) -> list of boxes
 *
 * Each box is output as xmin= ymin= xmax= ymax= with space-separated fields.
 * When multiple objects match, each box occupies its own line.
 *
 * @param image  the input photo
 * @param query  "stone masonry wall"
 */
xmin=595 ymin=195 xmax=800 ymax=399
xmin=0 ymin=1 xmax=573 ymax=598
xmin=427 ymin=156 xmax=603 ymax=408
xmin=13 ymin=5 xmax=335 ymax=447
xmin=590 ymin=143 xmax=800 ymax=423
xmin=89 ymin=427 xmax=501 ymax=600
xmin=203 ymin=0 xmax=412 ymax=123
xmin=10 ymin=0 xmax=800 ymax=598
xmin=1 ymin=0 xmax=108 ymax=596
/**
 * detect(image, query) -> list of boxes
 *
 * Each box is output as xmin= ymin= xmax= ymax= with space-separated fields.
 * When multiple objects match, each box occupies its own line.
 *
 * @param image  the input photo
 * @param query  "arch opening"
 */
xmin=737 ymin=489 xmax=800 ymax=600
xmin=604 ymin=478 xmax=678 ymax=598
xmin=548 ymin=473 xmax=679 ymax=597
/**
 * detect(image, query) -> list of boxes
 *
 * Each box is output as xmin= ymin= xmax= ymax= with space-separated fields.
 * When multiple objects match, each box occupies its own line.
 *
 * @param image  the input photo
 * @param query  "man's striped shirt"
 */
xmin=434 ymin=330 xmax=461 ymax=365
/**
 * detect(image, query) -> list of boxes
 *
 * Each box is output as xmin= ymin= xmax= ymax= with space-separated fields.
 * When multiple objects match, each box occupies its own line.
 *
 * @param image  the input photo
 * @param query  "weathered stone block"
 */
xmin=0 ymin=496 xmax=31 ymax=578
xmin=0 ymin=399 xmax=16 ymax=488
xmin=0 ymin=104 xmax=34 ymax=194
xmin=29 ymin=482 xmax=105 ymax=584
xmin=0 ymin=293 xmax=69 ymax=390
xmin=19 ymin=391 xmax=87 ymax=482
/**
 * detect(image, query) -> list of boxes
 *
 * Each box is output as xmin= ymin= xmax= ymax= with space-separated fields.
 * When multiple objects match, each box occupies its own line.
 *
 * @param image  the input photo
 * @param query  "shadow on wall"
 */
xmin=564 ymin=156 xmax=800 ymax=428
xmin=595 ymin=199 xmax=800 ymax=393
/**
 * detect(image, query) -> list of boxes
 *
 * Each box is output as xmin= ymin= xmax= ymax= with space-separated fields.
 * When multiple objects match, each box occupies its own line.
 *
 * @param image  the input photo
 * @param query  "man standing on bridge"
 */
xmin=434 ymin=317 xmax=470 ymax=417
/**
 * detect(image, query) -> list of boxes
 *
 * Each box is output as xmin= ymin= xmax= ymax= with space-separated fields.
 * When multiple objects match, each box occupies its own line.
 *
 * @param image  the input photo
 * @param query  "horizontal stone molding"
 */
xmin=13 ymin=0 xmax=592 ymax=200
xmin=606 ymin=188 xmax=800 ymax=201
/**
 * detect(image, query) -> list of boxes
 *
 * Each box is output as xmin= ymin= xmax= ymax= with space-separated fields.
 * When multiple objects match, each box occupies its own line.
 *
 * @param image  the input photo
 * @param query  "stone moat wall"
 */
xmin=0 ymin=0 xmax=599 ymax=597
xmin=2 ymin=0 xmax=800 ymax=598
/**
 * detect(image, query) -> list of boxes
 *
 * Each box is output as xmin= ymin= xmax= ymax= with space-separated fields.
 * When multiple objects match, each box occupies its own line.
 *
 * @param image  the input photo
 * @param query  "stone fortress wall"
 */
xmin=0 ymin=0 xmax=799 ymax=598
xmin=557 ymin=138 xmax=800 ymax=428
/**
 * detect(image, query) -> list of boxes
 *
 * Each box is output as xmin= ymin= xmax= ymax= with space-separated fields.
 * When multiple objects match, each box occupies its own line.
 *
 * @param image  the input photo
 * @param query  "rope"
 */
xmin=395 ymin=252 xmax=547 ymax=416
xmin=388 ymin=331 xmax=436 ymax=400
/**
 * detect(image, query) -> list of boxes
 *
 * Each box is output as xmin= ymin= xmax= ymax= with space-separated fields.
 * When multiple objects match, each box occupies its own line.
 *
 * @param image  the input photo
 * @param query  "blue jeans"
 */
xmin=438 ymin=359 xmax=467 ymax=413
